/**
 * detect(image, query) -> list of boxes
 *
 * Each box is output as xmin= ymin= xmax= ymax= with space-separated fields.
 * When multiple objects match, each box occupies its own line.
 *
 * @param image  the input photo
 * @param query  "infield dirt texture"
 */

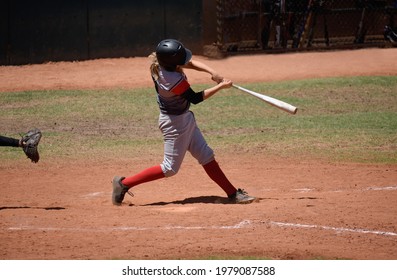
xmin=1 ymin=48 xmax=396 ymax=259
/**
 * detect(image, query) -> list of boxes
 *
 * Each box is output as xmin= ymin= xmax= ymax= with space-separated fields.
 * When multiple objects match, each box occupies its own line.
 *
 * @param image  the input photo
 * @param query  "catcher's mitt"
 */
xmin=21 ymin=128 xmax=42 ymax=163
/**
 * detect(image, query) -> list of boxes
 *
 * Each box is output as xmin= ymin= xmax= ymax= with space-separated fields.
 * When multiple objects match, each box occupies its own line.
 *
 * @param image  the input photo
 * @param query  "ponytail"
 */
xmin=149 ymin=52 xmax=160 ymax=81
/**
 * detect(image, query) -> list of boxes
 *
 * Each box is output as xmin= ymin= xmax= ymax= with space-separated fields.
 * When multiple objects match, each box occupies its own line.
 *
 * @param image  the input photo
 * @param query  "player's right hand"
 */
xmin=211 ymin=73 xmax=224 ymax=83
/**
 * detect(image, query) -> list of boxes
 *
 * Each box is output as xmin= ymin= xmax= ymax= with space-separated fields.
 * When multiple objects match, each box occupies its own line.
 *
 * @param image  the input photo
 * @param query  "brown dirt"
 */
xmin=1 ymin=48 xmax=397 ymax=260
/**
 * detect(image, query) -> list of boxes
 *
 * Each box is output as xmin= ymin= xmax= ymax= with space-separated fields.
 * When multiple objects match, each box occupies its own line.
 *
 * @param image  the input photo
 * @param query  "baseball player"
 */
xmin=384 ymin=25 xmax=397 ymax=45
xmin=0 ymin=128 xmax=42 ymax=163
xmin=112 ymin=39 xmax=256 ymax=205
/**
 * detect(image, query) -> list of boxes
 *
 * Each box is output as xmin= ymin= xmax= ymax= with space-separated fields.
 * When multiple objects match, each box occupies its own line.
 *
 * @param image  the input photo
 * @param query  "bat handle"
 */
xmin=232 ymin=84 xmax=244 ymax=91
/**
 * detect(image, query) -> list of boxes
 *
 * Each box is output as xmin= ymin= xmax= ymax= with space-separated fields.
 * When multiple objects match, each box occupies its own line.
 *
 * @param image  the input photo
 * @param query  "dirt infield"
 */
xmin=1 ymin=48 xmax=397 ymax=260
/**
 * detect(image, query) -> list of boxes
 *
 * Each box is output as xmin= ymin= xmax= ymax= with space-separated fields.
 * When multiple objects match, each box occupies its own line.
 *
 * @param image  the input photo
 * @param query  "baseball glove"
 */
xmin=21 ymin=128 xmax=42 ymax=163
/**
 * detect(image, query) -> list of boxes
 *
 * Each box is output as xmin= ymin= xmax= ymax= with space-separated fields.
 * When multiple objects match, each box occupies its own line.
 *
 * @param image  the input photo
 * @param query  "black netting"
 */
xmin=216 ymin=0 xmax=397 ymax=52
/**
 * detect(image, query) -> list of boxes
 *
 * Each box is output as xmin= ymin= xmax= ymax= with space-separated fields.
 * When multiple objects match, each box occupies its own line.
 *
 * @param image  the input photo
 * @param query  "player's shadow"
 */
xmin=143 ymin=195 xmax=230 ymax=206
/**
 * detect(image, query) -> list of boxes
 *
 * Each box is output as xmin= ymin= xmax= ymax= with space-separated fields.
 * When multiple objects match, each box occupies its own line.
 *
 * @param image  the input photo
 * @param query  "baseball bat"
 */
xmin=233 ymin=84 xmax=298 ymax=114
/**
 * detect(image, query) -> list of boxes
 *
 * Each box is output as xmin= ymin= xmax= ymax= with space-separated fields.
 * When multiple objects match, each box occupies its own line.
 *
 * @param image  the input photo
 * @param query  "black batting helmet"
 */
xmin=156 ymin=39 xmax=192 ymax=69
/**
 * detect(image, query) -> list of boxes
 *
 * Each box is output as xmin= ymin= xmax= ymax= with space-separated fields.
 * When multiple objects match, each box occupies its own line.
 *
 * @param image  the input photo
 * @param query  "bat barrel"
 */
xmin=232 ymin=84 xmax=298 ymax=115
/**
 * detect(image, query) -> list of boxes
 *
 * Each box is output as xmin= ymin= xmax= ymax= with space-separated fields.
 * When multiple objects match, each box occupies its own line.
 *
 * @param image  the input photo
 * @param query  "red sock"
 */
xmin=203 ymin=160 xmax=237 ymax=196
xmin=122 ymin=165 xmax=165 ymax=188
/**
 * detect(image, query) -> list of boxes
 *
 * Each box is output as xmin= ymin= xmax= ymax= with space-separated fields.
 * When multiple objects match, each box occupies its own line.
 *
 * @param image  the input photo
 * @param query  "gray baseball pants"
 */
xmin=159 ymin=110 xmax=215 ymax=177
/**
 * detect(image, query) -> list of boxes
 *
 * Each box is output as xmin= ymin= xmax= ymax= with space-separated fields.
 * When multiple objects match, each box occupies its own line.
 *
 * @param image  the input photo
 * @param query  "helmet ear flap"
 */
xmin=156 ymin=39 xmax=191 ymax=69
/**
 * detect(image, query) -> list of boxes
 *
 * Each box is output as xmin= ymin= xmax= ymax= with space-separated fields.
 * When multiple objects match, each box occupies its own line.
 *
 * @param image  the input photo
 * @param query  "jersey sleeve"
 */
xmin=170 ymin=76 xmax=204 ymax=104
xmin=170 ymin=78 xmax=191 ymax=95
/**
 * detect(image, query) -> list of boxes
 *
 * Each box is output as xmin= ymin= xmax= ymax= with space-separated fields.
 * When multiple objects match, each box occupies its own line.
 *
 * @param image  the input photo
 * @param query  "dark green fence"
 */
xmin=1 ymin=0 xmax=203 ymax=65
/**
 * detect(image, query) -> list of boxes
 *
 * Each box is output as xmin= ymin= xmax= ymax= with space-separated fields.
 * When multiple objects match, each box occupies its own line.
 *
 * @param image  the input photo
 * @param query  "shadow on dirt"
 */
xmin=143 ymin=196 xmax=229 ymax=206
xmin=142 ymin=196 xmax=271 ymax=206
xmin=0 ymin=206 xmax=66 ymax=211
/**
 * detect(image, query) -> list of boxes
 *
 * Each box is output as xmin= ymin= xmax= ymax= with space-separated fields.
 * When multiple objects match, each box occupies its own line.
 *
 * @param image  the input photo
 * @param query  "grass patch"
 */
xmin=1 ymin=76 xmax=396 ymax=164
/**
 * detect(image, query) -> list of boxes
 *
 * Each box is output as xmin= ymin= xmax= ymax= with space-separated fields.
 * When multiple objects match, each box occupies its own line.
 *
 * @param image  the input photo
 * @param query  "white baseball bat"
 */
xmin=232 ymin=84 xmax=298 ymax=114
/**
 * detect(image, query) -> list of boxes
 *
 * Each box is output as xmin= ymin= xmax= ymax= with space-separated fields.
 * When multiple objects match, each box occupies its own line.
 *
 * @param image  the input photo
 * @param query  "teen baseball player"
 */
xmin=0 ymin=128 xmax=42 ymax=163
xmin=112 ymin=39 xmax=256 ymax=205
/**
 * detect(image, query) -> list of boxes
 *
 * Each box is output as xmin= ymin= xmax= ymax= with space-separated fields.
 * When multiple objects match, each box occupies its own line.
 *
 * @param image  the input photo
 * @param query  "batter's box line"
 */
xmin=4 ymin=220 xmax=397 ymax=238
xmin=291 ymin=186 xmax=397 ymax=193
xmin=269 ymin=221 xmax=397 ymax=237
xmin=4 ymin=220 xmax=253 ymax=233
xmin=365 ymin=186 xmax=397 ymax=191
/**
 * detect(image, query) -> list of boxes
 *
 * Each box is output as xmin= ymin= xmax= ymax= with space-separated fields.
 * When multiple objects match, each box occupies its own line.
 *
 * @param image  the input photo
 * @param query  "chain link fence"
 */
xmin=215 ymin=0 xmax=397 ymax=53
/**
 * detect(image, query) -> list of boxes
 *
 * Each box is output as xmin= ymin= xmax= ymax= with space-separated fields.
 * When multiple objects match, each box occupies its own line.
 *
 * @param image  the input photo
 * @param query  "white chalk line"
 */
xmin=270 ymin=221 xmax=397 ymax=237
xmin=5 ymin=219 xmax=396 ymax=237
xmin=366 ymin=186 xmax=397 ymax=191
xmin=80 ymin=186 xmax=397 ymax=199
xmin=6 ymin=220 xmax=252 ymax=233
xmin=81 ymin=192 xmax=107 ymax=198
xmin=291 ymin=185 xmax=397 ymax=193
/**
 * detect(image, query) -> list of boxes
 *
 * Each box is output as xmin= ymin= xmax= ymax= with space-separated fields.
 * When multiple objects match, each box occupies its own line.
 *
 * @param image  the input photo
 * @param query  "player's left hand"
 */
xmin=219 ymin=78 xmax=233 ymax=89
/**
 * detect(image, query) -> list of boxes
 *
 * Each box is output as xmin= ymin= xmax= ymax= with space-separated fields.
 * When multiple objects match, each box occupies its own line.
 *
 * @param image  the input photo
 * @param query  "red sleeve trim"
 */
xmin=171 ymin=79 xmax=191 ymax=95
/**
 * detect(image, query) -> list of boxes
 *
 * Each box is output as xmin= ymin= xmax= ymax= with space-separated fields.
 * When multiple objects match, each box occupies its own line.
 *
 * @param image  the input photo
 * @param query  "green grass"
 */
xmin=1 ymin=76 xmax=396 ymax=164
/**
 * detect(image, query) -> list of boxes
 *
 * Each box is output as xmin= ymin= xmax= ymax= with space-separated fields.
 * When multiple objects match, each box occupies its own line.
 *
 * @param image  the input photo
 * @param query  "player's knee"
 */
xmin=161 ymin=163 xmax=180 ymax=177
xmin=195 ymin=148 xmax=214 ymax=166
xmin=165 ymin=168 xmax=178 ymax=177
xmin=199 ymin=154 xmax=215 ymax=166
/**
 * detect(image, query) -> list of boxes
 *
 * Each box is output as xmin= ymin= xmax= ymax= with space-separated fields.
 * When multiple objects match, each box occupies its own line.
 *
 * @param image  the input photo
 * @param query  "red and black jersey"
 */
xmin=153 ymin=67 xmax=204 ymax=115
